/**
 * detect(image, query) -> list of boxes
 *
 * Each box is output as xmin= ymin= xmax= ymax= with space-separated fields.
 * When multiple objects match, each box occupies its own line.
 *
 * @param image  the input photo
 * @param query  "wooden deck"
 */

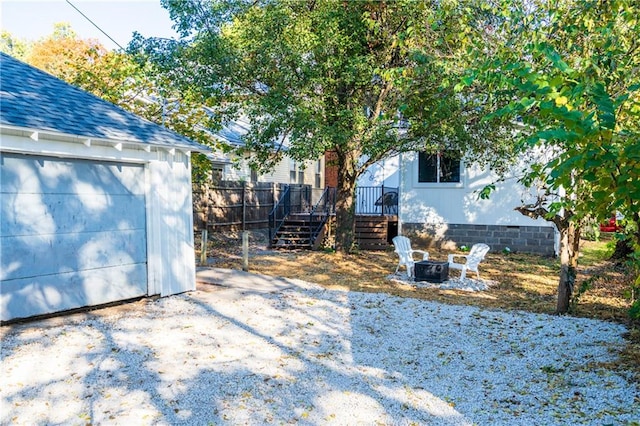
xmin=355 ymin=215 xmax=398 ymax=250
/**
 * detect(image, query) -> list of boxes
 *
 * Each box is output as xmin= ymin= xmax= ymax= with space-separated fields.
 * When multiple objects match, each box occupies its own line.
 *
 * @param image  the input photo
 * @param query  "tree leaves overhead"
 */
xmin=141 ymin=1 xmax=491 ymax=167
xmin=140 ymin=0 xmax=489 ymax=251
xmin=468 ymin=0 xmax=640 ymax=229
xmin=463 ymin=0 xmax=640 ymax=312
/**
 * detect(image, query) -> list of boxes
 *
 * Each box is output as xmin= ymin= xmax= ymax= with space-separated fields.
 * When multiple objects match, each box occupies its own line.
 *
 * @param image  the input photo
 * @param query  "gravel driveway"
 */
xmin=1 ymin=268 xmax=638 ymax=425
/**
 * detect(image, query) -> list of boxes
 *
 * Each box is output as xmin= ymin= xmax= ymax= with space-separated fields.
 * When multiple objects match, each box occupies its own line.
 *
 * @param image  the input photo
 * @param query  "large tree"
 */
xmin=136 ymin=0 xmax=491 ymax=252
xmin=464 ymin=0 xmax=640 ymax=313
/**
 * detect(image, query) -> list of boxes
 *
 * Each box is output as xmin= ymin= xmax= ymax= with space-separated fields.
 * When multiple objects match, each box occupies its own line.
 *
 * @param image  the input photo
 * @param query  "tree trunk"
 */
xmin=334 ymin=149 xmax=359 ymax=253
xmin=515 ymin=203 xmax=583 ymax=314
xmin=556 ymin=220 xmax=581 ymax=314
xmin=334 ymin=177 xmax=357 ymax=253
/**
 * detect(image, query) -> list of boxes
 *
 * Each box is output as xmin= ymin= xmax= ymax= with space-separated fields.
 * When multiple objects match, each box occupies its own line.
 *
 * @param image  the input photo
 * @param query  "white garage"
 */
xmin=0 ymin=53 xmax=208 ymax=322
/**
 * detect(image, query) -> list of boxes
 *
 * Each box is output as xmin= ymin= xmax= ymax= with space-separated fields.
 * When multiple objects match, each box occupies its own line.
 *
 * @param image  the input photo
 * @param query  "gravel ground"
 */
xmin=1 ymin=270 xmax=638 ymax=425
xmin=387 ymin=273 xmax=496 ymax=292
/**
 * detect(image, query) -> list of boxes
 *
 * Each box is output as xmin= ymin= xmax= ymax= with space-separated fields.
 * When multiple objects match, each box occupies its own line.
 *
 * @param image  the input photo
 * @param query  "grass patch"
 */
xmin=580 ymin=238 xmax=615 ymax=264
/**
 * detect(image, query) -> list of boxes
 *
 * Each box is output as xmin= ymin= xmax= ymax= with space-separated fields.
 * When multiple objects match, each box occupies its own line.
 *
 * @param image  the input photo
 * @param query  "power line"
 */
xmin=65 ymin=0 xmax=125 ymax=50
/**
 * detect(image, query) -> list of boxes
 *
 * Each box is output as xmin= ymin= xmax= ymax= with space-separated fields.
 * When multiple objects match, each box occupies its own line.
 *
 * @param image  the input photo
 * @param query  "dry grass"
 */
xmin=198 ymin=231 xmax=639 ymax=380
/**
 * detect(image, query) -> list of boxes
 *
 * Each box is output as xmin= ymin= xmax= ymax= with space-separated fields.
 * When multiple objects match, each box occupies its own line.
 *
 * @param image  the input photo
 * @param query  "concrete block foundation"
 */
xmin=401 ymin=223 xmax=556 ymax=256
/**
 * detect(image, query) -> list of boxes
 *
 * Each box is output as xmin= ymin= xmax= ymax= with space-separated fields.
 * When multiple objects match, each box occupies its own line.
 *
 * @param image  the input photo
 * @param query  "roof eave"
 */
xmin=0 ymin=124 xmax=210 ymax=154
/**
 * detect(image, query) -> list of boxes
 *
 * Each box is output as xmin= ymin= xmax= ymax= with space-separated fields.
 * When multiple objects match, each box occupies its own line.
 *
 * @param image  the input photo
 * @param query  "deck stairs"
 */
xmin=269 ymin=186 xmax=335 ymax=250
xmin=268 ymin=186 xmax=396 ymax=250
xmin=271 ymin=213 xmax=327 ymax=249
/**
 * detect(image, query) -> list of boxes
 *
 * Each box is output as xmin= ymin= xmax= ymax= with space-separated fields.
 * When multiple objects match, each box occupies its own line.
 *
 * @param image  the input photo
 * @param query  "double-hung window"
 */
xmin=211 ymin=165 xmax=224 ymax=182
xmin=290 ymin=160 xmax=305 ymax=184
xmin=315 ymin=159 xmax=322 ymax=188
xmin=418 ymin=151 xmax=461 ymax=183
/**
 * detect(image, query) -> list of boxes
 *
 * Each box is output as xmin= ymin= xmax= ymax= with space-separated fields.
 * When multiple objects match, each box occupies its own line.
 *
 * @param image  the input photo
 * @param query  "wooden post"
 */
xmin=200 ymin=228 xmax=208 ymax=266
xmin=242 ymin=231 xmax=249 ymax=271
xmin=242 ymin=181 xmax=246 ymax=231
xmin=272 ymin=182 xmax=277 ymax=215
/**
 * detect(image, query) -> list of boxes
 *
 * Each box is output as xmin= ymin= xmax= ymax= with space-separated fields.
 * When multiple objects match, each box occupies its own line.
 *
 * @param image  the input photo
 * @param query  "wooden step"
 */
xmin=354 ymin=215 xmax=390 ymax=250
xmin=280 ymin=224 xmax=323 ymax=230
xmin=356 ymin=232 xmax=387 ymax=239
xmin=355 ymin=221 xmax=387 ymax=228
xmin=280 ymin=221 xmax=323 ymax=227
xmin=270 ymin=213 xmax=329 ymax=250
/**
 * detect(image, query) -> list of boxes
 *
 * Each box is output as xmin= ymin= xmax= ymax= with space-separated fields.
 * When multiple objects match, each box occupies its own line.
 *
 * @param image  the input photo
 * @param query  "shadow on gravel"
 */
xmin=1 ymin=270 xmax=636 ymax=425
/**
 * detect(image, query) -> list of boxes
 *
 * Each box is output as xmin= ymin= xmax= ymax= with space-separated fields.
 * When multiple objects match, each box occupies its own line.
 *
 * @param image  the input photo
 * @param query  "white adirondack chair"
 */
xmin=448 ymin=243 xmax=490 ymax=280
xmin=392 ymin=235 xmax=429 ymax=279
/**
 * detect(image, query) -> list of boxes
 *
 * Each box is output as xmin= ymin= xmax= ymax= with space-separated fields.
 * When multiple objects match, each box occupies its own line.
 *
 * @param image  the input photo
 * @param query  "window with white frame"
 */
xmin=211 ymin=164 xmax=224 ymax=182
xmin=290 ymin=160 xmax=304 ymax=184
xmin=315 ymin=159 xmax=322 ymax=188
xmin=418 ymin=151 xmax=461 ymax=183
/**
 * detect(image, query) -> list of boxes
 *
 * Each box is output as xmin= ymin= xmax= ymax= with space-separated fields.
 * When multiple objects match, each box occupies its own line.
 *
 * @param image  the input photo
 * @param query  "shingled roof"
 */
xmin=0 ymin=52 xmax=207 ymax=152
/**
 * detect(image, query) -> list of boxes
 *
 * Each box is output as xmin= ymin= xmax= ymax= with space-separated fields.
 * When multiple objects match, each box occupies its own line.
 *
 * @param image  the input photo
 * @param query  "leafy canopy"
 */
xmin=139 ymin=0 xmax=498 ymax=251
xmin=466 ymin=0 xmax=639 ymax=229
xmin=461 ymin=0 xmax=640 ymax=313
xmin=142 ymin=0 xmax=494 ymax=174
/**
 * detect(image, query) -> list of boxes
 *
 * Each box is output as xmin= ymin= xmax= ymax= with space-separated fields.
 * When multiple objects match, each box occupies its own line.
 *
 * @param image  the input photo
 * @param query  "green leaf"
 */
xmin=538 ymin=43 xmax=574 ymax=75
xmin=547 ymin=202 xmax=564 ymax=217
xmin=590 ymin=83 xmax=616 ymax=130
xmin=549 ymin=75 xmax=565 ymax=88
xmin=536 ymin=128 xmax=579 ymax=142
xmin=520 ymin=97 xmax=536 ymax=109
xmin=478 ymin=184 xmax=496 ymax=200
xmin=462 ymin=74 xmax=475 ymax=86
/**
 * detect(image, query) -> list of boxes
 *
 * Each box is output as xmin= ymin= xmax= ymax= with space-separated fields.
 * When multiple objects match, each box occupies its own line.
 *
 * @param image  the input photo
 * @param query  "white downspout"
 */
xmin=397 ymin=152 xmax=403 ymax=236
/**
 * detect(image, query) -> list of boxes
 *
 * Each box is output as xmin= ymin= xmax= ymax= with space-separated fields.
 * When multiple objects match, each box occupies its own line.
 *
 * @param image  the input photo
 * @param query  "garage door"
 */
xmin=1 ymin=153 xmax=147 ymax=321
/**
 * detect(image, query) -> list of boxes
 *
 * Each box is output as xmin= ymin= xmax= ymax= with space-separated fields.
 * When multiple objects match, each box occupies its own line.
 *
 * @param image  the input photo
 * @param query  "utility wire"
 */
xmin=65 ymin=0 xmax=125 ymax=50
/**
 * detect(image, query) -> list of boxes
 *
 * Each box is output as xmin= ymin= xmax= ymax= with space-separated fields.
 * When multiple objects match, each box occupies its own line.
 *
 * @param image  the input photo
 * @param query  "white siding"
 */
xmin=261 ymin=159 xmax=291 ymax=183
xmin=399 ymin=152 xmax=544 ymax=227
xmin=147 ymin=151 xmax=196 ymax=297
xmin=358 ymin=154 xmax=400 ymax=188
xmin=222 ymin=154 xmax=324 ymax=187
xmin=1 ymin=131 xmax=198 ymax=320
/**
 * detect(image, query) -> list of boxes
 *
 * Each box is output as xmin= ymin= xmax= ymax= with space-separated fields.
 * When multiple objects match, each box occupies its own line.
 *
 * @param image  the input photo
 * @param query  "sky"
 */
xmin=1 ymin=0 xmax=180 ymax=50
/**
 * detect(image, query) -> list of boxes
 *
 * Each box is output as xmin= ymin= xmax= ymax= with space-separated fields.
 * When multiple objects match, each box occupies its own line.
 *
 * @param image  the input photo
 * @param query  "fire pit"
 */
xmin=414 ymin=260 xmax=449 ymax=283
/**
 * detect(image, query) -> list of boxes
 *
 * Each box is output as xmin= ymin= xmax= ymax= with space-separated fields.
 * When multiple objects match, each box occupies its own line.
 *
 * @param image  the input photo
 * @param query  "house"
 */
xmin=397 ymin=151 xmax=558 ymax=255
xmin=355 ymin=154 xmax=400 ymax=215
xmin=273 ymin=145 xmax=556 ymax=253
xmin=0 ymin=53 xmax=209 ymax=322
xmin=192 ymin=117 xmax=328 ymax=231
xmin=324 ymin=148 xmax=556 ymax=254
xmin=210 ymin=116 xmax=325 ymax=191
